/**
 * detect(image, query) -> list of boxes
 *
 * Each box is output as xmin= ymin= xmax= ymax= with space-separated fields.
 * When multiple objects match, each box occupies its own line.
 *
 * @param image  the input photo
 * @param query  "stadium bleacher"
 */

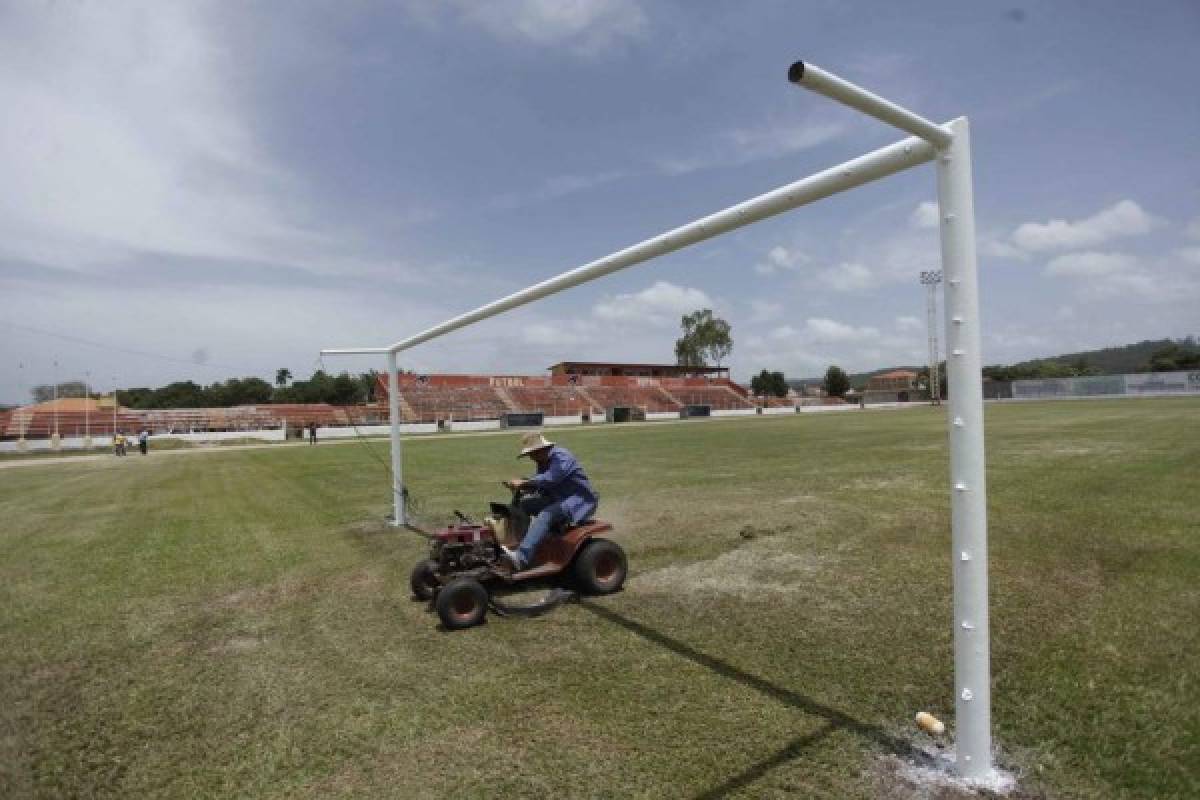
xmin=575 ymin=385 xmax=681 ymax=413
xmin=506 ymin=387 xmax=591 ymax=416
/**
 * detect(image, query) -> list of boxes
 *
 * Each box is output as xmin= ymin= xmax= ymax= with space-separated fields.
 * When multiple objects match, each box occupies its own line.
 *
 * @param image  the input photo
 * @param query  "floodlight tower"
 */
xmin=920 ymin=270 xmax=943 ymax=404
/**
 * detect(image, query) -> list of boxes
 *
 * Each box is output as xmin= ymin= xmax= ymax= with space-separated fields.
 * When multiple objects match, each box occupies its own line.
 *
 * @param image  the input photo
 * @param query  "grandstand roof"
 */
xmin=22 ymin=397 xmax=105 ymax=412
xmin=548 ymin=361 xmax=729 ymax=376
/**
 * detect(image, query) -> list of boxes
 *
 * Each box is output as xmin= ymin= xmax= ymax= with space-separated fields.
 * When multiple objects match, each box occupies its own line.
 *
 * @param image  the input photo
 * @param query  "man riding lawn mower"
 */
xmin=410 ymin=432 xmax=627 ymax=630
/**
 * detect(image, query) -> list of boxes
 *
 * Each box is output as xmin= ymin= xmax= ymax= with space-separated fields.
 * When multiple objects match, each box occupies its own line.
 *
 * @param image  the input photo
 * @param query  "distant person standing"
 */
xmin=138 ymin=429 xmax=149 ymax=455
xmin=113 ymin=431 xmax=126 ymax=456
xmin=308 ymin=421 xmax=317 ymax=445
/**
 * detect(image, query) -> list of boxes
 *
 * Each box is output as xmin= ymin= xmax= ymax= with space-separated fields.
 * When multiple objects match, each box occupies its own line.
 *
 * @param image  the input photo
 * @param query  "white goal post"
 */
xmin=323 ymin=60 xmax=995 ymax=782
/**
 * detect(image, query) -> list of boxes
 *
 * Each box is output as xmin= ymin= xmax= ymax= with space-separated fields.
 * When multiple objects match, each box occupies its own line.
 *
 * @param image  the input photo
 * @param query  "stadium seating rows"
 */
xmin=400 ymin=387 xmax=510 ymax=422
xmin=575 ymin=386 xmax=680 ymax=413
xmin=505 ymin=387 xmax=591 ymax=416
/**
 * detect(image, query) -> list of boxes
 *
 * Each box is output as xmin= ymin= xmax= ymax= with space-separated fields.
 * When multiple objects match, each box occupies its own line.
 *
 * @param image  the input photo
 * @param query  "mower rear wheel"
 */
xmin=409 ymin=559 xmax=440 ymax=601
xmin=573 ymin=539 xmax=627 ymax=595
xmin=435 ymin=578 xmax=489 ymax=630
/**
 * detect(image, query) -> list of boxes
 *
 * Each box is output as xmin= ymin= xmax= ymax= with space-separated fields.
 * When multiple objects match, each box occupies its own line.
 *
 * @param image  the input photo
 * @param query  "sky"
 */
xmin=2 ymin=0 xmax=1198 ymax=404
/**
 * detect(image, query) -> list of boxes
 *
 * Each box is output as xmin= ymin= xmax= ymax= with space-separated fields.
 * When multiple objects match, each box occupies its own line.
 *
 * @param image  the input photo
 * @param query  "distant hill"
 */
xmin=999 ymin=339 xmax=1186 ymax=376
xmin=789 ymin=337 xmax=1197 ymax=389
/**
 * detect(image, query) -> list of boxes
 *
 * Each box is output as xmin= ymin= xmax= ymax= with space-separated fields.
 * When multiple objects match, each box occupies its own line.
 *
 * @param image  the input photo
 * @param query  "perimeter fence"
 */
xmin=985 ymin=370 xmax=1200 ymax=400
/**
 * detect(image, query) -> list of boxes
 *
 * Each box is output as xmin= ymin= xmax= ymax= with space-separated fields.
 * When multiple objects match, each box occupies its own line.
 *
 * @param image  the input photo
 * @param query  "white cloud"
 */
xmin=896 ymin=315 xmax=923 ymax=331
xmin=748 ymin=299 xmax=783 ymax=323
xmin=1176 ymin=247 xmax=1200 ymax=266
xmin=909 ymin=201 xmax=939 ymax=229
xmin=0 ymin=2 xmax=408 ymax=281
xmin=817 ymin=261 xmax=875 ymax=292
xmin=592 ymin=280 xmax=713 ymax=326
xmin=1044 ymin=251 xmax=1139 ymax=277
xmin=490 ymin=169 xmax=629 ymax=210
xmin=754 ymin=245 xmax=809 ymax=276
xmin=656 ymin=120 xmax=844 ymax=176
xmin=1186 ymin=216 xmax=1200 ymax=241
xmin=1041 ymin=249 xmax=1197 ymax=304
xmin=799 ymin=318 xmax=880 ymax=343
xmin=744 ymin=315 xmax=918 ymax=377
xmin=436 ymin=0 xmax=648 ymax=54
xmin=979 ymin=235 xmax=1031 ymax=262
xmin=1012 ymin=200 xmax=1158 ymax=253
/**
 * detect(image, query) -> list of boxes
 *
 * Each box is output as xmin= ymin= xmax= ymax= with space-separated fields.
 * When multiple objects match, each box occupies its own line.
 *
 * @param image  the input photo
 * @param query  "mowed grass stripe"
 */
xmin=1 ymin=398 xmax=1197 ymax=798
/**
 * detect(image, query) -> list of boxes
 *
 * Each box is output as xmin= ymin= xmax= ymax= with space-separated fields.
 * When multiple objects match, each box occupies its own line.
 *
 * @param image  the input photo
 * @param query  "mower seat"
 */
xmin=562 ymin=520 xmax=612 ymax=536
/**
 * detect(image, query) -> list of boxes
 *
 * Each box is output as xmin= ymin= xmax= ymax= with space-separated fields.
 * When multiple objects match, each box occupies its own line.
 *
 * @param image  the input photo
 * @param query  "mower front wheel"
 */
xmin=409 ymin=559 xmax=440 ymax=601
xmin=573 ymin=539 xmax=627 ymax=595
xmin=435 ymin=578 xmax=489 ymax=630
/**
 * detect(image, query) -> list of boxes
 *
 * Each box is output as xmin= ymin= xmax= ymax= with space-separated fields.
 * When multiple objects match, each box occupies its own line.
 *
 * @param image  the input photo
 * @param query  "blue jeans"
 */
xmin=516 ymin=495 xmax=570 ymax=568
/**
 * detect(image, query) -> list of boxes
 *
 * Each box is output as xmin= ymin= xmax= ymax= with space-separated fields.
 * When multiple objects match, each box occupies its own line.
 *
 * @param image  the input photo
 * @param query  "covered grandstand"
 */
xmin=381 ymin=364 xmax=761 ymax=423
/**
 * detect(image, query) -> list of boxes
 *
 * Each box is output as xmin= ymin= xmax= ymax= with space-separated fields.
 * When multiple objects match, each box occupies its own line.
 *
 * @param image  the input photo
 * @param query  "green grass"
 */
xmin=1 ymin=399 xmax=1197 ymax=799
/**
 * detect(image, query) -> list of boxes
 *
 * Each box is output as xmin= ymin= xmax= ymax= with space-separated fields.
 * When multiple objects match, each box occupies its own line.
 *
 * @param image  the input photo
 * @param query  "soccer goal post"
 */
xmin=323 ymin=59 xmax=994 ymax=783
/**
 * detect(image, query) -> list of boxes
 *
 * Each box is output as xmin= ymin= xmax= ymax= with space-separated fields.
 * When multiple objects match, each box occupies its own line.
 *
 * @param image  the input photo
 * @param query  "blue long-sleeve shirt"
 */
xmin=527 ymin=445 xmax=598 ymax=524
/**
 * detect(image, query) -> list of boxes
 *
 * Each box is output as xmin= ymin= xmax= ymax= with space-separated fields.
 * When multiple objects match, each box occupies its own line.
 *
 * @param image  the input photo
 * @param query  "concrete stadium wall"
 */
xmin=543 ymin=415 xmax=584 ymax=426
xmin=449 ymin=419 xmax=502 ymax=432
xmin=171 ymin=430 xmax=286 ymax=443
xmin=315 ymin=424 xmax=437 ymax=439
xmin=711 ymin=408 xmax=758 ymax=417
xmin=762 ymin=406 xmax=798 ymax=415
xmin=799 ymin=404 xmax=858 ymax=414
xmin=645 ymin=411 xmax=681 ymax=421
xmin=0 ymin=429 xmax=285 ymax=453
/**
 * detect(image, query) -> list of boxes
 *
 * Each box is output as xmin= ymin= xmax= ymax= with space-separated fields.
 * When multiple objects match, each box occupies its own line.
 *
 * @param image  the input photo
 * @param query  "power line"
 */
xmin=0 ymin=319 xmax=263 ymax=374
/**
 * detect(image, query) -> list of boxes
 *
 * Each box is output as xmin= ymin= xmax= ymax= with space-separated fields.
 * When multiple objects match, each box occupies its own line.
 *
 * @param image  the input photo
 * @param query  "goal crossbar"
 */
xmin=321 ymin=133 xmax=937 ymax=357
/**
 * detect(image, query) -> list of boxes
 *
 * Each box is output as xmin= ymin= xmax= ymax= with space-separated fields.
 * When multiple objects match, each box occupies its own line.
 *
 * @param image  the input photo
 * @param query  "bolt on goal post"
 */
xmin=323 ymin=59 xmax=994 ymax=781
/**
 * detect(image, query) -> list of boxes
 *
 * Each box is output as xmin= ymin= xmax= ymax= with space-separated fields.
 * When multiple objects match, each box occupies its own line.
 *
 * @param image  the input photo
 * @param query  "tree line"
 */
xmin=29 ymin=369 xmax=384 ymax=409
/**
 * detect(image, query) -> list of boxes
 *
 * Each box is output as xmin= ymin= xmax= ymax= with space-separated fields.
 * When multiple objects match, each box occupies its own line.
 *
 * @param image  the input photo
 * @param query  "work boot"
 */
xmin=499 ymin=545 xmax=524 ymax=572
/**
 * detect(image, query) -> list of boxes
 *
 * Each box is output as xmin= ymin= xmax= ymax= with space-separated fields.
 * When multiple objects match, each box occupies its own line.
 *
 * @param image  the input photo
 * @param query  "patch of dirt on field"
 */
xmin=207 ymin=635 xmax=264 ymax=655
xmin=737 ymin=522 xmax=796 ymax=539
xmin=208 ymin=568 xmax=379 ymax=614
xmin=851 ymin=475 xmax=927 ymax=492
xmin=778 ymin=494 xmax=818 ymax=505
xmin=870 ymin=747 xmax=1036 ymax=800
xmin=341 ymin=518 xmax=394 ymax=537
xmin=630 ymin=541 xmax=828 ymax=599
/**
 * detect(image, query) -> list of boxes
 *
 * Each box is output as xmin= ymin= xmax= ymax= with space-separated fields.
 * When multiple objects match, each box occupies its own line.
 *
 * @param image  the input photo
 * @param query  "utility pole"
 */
xmin=920 ymin=270 xmax=943 ymax=404
xmin=52 ymin=359 xmax=60 ymax=447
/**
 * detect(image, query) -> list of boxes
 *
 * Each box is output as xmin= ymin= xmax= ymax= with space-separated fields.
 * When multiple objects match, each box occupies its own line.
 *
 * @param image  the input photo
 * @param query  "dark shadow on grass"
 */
xmin=692 ymin=721 xmax=841 ymax=800
xmin=578 ymin=599 xmax=928 ymax=799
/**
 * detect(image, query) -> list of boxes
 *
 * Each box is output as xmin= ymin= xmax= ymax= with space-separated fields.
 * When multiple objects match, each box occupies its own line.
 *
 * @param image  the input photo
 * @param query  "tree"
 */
xmin=750 ymin=369 xmax=771 ymax=398
xmin=768 ymin=371 xmax=788 ymax=397
xmin=30 ymin=380 xmax=88 ymax=404
xmin=275 ymin=368 xmax=292 ymax=388
xmin=675 ymin=309 xmax=734 ymax=368
xmin=1144 ymin=340 xmax=1200 ymax=372
xmin=752 ymin=369 xmax=788 ymax=398
xmin=823 ymin=365 xmax=850 ymax=398
xmin=359 ymin=370 xmax=380 ymax=403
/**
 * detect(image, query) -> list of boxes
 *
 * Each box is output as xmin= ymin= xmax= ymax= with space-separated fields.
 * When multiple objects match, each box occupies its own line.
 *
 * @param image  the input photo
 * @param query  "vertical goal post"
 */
xmin=323 ymin=60 xmax=995 ymax=782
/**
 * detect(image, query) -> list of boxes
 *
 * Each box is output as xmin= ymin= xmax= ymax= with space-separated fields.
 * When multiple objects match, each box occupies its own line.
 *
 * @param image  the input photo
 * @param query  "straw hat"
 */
xmin=517 ymin=431 xmax=555 ymax=458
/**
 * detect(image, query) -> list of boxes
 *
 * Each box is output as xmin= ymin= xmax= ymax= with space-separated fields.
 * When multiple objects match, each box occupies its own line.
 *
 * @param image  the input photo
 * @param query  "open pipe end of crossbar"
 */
xmin=787 ymin=60 xmax=953 ymax=149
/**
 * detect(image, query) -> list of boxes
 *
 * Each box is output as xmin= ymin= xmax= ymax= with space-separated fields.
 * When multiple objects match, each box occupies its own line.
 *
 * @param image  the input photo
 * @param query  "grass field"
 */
xmin=2 ymin=399 xmax=1197 ymax=799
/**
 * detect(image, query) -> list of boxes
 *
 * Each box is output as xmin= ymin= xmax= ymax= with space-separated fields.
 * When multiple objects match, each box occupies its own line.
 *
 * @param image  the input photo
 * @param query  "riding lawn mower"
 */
xmin=410 ymin=486 xmax=627 ymax=629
